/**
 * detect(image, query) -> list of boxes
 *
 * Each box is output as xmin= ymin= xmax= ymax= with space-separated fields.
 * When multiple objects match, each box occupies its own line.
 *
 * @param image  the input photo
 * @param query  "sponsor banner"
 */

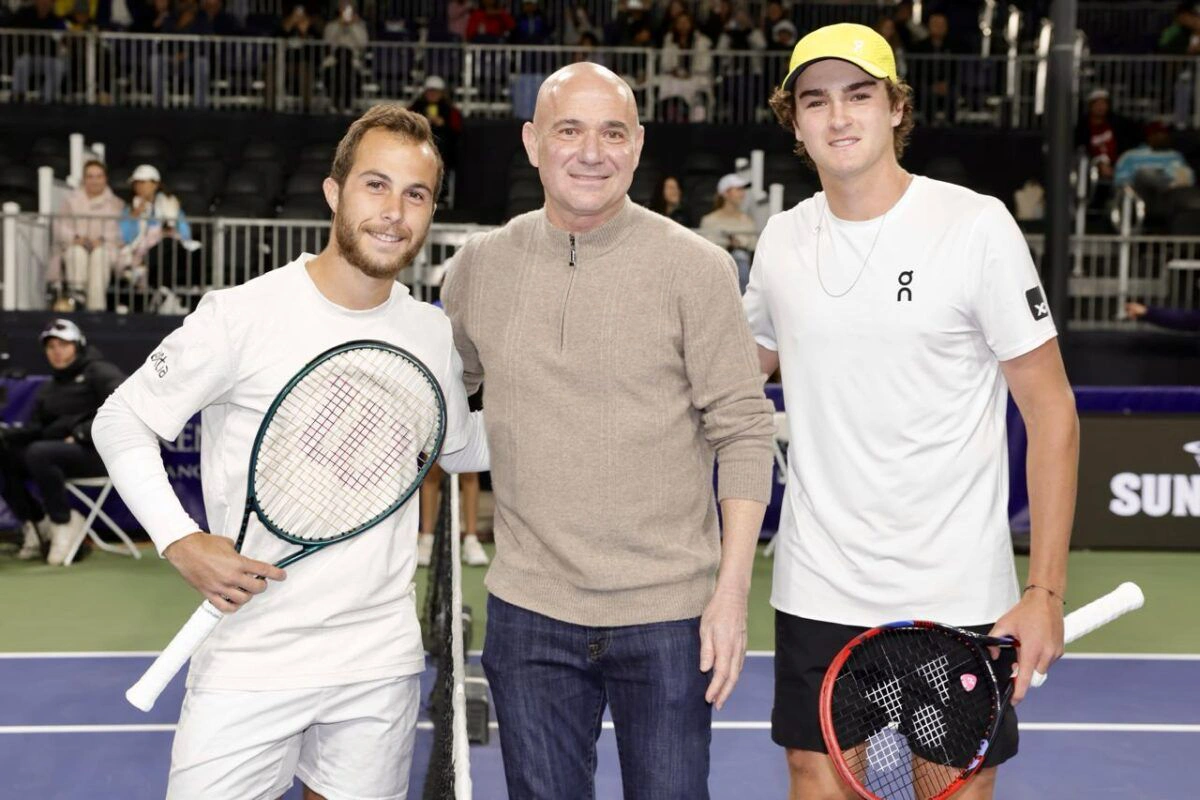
xmin=0 ymin=377 xmax=205 ymax=534
xmin=1076 ymin=415 xmax=1200 ymax=549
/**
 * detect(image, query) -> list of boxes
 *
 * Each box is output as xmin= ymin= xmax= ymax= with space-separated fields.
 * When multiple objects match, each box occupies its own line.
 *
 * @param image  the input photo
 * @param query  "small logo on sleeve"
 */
xmin=1025 ymin=287 xmax=1050 ymax=321
xmin=149 ymin=350 xmax=169 ymax=379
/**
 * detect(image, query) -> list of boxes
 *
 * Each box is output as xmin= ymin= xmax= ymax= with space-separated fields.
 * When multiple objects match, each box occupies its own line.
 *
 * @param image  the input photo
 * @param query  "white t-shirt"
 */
xmin=119 ymin=256 xmax=474 ymax=691
xmin=743 ymin=176 xmax=1057 ymax=627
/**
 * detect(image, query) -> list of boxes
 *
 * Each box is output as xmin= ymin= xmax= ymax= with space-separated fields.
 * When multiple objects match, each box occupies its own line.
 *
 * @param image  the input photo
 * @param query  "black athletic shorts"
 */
xmin=772 ymin=611 xmax=1019 ymax=767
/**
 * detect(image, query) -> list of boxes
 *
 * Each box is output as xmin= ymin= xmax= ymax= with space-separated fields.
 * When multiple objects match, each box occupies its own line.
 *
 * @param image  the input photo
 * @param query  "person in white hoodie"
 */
xmin=52 ymin=159 xmax=123 ymax=311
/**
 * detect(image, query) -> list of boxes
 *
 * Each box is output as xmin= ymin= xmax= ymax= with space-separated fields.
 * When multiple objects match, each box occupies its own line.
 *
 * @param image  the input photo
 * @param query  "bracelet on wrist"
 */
xmin=1022 ymin=584 xmax=1065 ymax=604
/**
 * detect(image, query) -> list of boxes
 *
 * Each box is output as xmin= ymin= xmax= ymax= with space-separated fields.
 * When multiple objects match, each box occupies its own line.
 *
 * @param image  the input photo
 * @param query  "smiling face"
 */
xmin=791 ymin=59 xmax=902 ymax=183
xmin=523 ymin=63 xmax=644 ymax=232
xmin=323 ymin=128 xmax=438 ymax=280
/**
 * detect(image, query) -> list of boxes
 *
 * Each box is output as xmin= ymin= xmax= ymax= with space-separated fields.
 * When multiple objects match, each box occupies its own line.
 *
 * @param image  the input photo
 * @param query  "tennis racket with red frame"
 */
xmin=819 ymin=582 xmax=1144 ymax=800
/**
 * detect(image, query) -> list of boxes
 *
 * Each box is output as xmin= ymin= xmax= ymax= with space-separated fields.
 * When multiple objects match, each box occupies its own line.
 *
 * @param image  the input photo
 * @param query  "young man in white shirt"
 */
xmin=92 ymin=105 xmax=488 ymax=800
xmin=744 ymin=24 xmax=1080 ymax=799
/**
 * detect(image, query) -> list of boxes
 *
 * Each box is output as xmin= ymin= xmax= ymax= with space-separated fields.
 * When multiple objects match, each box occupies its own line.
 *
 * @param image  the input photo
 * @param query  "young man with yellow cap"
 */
xmin=743 ymin=23 xmax=1080 ymax=799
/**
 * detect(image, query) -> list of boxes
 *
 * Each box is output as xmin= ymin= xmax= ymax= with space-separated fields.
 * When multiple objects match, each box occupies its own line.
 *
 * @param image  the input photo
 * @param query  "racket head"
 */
xmin=819 ymin=620 xmax=1011 ymax=800
xmin=247 ymin=339 xmax=447 ymax=546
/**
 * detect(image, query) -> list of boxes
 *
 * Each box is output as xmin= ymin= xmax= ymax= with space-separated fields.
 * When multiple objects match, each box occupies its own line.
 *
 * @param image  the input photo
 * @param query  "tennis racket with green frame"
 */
xmin=126 ymin=339 xmax=447 ymax=712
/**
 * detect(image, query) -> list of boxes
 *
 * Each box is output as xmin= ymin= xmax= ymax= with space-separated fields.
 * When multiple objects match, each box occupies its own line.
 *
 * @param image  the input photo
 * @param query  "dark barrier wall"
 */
xmin=2 ymin=105 xmax=1045 ymax=225
xmin=3 ymin=312 xmax=1195 ymax=384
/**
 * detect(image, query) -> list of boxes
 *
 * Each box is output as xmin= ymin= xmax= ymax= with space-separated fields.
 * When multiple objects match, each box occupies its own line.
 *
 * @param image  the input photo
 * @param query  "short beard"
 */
xmin=333 ymin=211 xmax=426 ymax=281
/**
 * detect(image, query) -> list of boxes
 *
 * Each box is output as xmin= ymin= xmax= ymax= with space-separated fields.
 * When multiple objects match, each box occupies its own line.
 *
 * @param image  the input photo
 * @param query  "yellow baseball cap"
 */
xmin=780 ymin=23 xmax=898 ymax=93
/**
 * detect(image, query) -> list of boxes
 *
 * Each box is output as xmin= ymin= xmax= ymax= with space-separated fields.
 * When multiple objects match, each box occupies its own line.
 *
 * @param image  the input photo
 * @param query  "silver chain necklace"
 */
xmin=813 ymin=175 xmax=912 ymax=299
xmin=813 ymin=199 xmax=889 ymax=299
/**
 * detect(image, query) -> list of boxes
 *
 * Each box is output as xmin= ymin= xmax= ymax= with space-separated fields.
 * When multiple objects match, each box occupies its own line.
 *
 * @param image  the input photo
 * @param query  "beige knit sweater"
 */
xmin=442 ymin=199 xmax=774 ymax=626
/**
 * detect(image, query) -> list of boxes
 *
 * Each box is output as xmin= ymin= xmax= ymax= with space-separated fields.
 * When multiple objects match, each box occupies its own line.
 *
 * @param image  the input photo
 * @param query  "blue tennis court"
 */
xmin=3 ymin=652 xmax=1196 ymax=798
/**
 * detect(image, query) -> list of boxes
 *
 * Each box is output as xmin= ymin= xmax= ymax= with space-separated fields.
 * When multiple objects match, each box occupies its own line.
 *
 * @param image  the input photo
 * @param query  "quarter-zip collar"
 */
xmin=538 ymin=196 xmax=639 ymax=266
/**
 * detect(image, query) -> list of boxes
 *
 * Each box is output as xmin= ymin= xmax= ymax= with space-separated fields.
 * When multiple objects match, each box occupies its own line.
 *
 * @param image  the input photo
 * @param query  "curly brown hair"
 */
xmin=330 ymin=103 xmax=444 ymax=198
xmin=768 ymin=78 xmax=915 ymax=170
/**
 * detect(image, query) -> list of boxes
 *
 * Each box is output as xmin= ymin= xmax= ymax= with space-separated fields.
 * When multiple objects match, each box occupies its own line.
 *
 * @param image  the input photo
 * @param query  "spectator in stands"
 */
xmin=1125 ymin=301 xmax=1200 ymax=331
xmin=562 ymin=1 xmax=597 ymax=46
xmin=572 ymin=29 xmax=604 ymax=64
xmin=1075 ymin=88 xmax=1136 ymax=183
xmin=1159 ymin=4 xmax=1200 ymax=125
xmin=129 ymin=0 xmax=170 ymax=33
xmin=659 ymin=11 xmax=714 ymax=122
xmin=118 ymin=164 xmax=197 ymax=292
xmin=603 ymin=0 xmax=652 ymax=48
xmin=876 ymin=14 xmax=908 ymax=79
xmin=64 ymin=0 xmax=100 ymax=100
xmin=150 ymin=0 xmax=213 ymax=108
xmin=464 ymin=0 xmax=514 ymax=43
xmin=656 ymin=0 xmax=688 ymax=47
xmin=52 ymin=159 xmax=123 ymax=311
xmin=761 ymin=1 xmax=786 ymax=44
xmin=893 ymin=0 xmax=929 ymax=50
xmin=768 ymin=20 xmax=797 ymax=53
xmin=278 ymin=3 xmax=319 ymax=112
xmin=1114 ymin=120 xmax=1195 ymax=193
xmin=11 ymin=0 xmax=68 ymax=104
xmin=198 ymin=0 xmax=239 ymax=36
xmin=700 ymin=173 xmax=757 ymax=293
xmin=1158 ymin=3 xmax=1200 ymax=55
xmin=716 ymin=7 xmax=766 ymax=123
xmin=649 ymin=174 xmax=693 ymax=227
xmin=444 ymin=0 xmax=472 ymax=41
xmin=322 ymin=0 xmax=368 ymax=113
xmin=511 ymin=0 xmax=551 ymax=45
xmin=409 ymin=75 xmax=463 ymax=178
xmin=910 ymin=11 xmax=958 ymax=125
xmin=700 ymin=0 xmax=732 ymax=45
xmin=1 ymin=319 xmax=124 ymax=565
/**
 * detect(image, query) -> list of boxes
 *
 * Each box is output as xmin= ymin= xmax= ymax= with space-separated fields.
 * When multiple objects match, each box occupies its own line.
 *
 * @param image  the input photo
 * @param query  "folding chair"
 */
xmin=63 ymin=477 xmax=143 ymax=567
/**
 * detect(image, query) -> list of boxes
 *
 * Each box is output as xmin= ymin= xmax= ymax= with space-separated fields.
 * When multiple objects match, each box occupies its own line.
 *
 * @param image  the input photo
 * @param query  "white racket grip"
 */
xmin=1031 ymin=582 xmax=1145 ymax=688
xmin=126 ymin=600 xmax=224 ymax=712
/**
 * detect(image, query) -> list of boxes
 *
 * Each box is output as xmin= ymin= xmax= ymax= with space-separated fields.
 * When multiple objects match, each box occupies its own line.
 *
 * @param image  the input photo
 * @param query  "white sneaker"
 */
xmin=46 ymin=511 xmax=87 ymax=566
xmin=416 ymin=533 xmax=434 ymax=567
xmin=16 ymin=522 xmax=42 ymax=560
xmin=461 ymin=534 xmax=489 ymax=567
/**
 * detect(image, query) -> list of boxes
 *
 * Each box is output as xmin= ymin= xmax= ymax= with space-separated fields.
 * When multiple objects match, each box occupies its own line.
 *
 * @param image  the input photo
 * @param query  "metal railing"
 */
xmin=3 ymin=206 xmax=1196 ymax=330
xmin=0 ymin=207 xmax=487 ymax=313
xmin=5 ymin=28 xmax=1200 ymax=128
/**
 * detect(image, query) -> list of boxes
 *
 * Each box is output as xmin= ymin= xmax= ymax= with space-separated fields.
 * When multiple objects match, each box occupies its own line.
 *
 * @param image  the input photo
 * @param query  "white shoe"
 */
xmin=16 ymin=521 xmax=42 ymax=560
xmin=461 ymin=534 xmax=489 ymax=567
xmin=416 ymin=533 xmax=434 ymax=567
xmin=46 ymin=511 xmax=87 ymax=566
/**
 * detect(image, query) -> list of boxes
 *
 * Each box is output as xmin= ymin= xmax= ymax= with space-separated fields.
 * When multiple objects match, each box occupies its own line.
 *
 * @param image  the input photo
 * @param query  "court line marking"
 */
xmin=5 ymin=722 xmax=1199 ymax=735
xmin=2 ymin=651 xmax=1199 ymax=660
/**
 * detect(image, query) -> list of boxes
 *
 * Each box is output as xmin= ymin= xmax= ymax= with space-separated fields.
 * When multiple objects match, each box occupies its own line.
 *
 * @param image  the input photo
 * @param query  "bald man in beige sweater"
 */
xmin=442 ymin=63 xmax=775 ymax=799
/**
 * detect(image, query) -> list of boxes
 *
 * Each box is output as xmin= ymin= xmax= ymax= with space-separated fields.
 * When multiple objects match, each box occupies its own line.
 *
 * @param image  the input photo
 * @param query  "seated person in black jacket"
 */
xmin=2 ymin=320 xmax=125 ymax=565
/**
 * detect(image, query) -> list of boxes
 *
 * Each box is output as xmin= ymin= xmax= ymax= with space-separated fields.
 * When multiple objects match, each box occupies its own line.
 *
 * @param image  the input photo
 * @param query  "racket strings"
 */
xmin=831 ymin=629 xmax=998 ymax=799
xmin=254 ymin=347 xmax=442 ymax=540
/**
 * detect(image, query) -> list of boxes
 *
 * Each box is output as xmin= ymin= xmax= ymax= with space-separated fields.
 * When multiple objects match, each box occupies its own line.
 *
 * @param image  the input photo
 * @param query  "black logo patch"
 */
xmin=896 ymin=270 xmax=914 ymax=302
xmin=1026 ymin=287 xmax=1050 ymax=321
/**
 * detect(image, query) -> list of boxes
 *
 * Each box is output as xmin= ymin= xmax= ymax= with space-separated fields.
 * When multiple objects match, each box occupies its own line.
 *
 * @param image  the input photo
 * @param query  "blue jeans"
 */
xmin=481 ymin=595 xmax=712 ymax=800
